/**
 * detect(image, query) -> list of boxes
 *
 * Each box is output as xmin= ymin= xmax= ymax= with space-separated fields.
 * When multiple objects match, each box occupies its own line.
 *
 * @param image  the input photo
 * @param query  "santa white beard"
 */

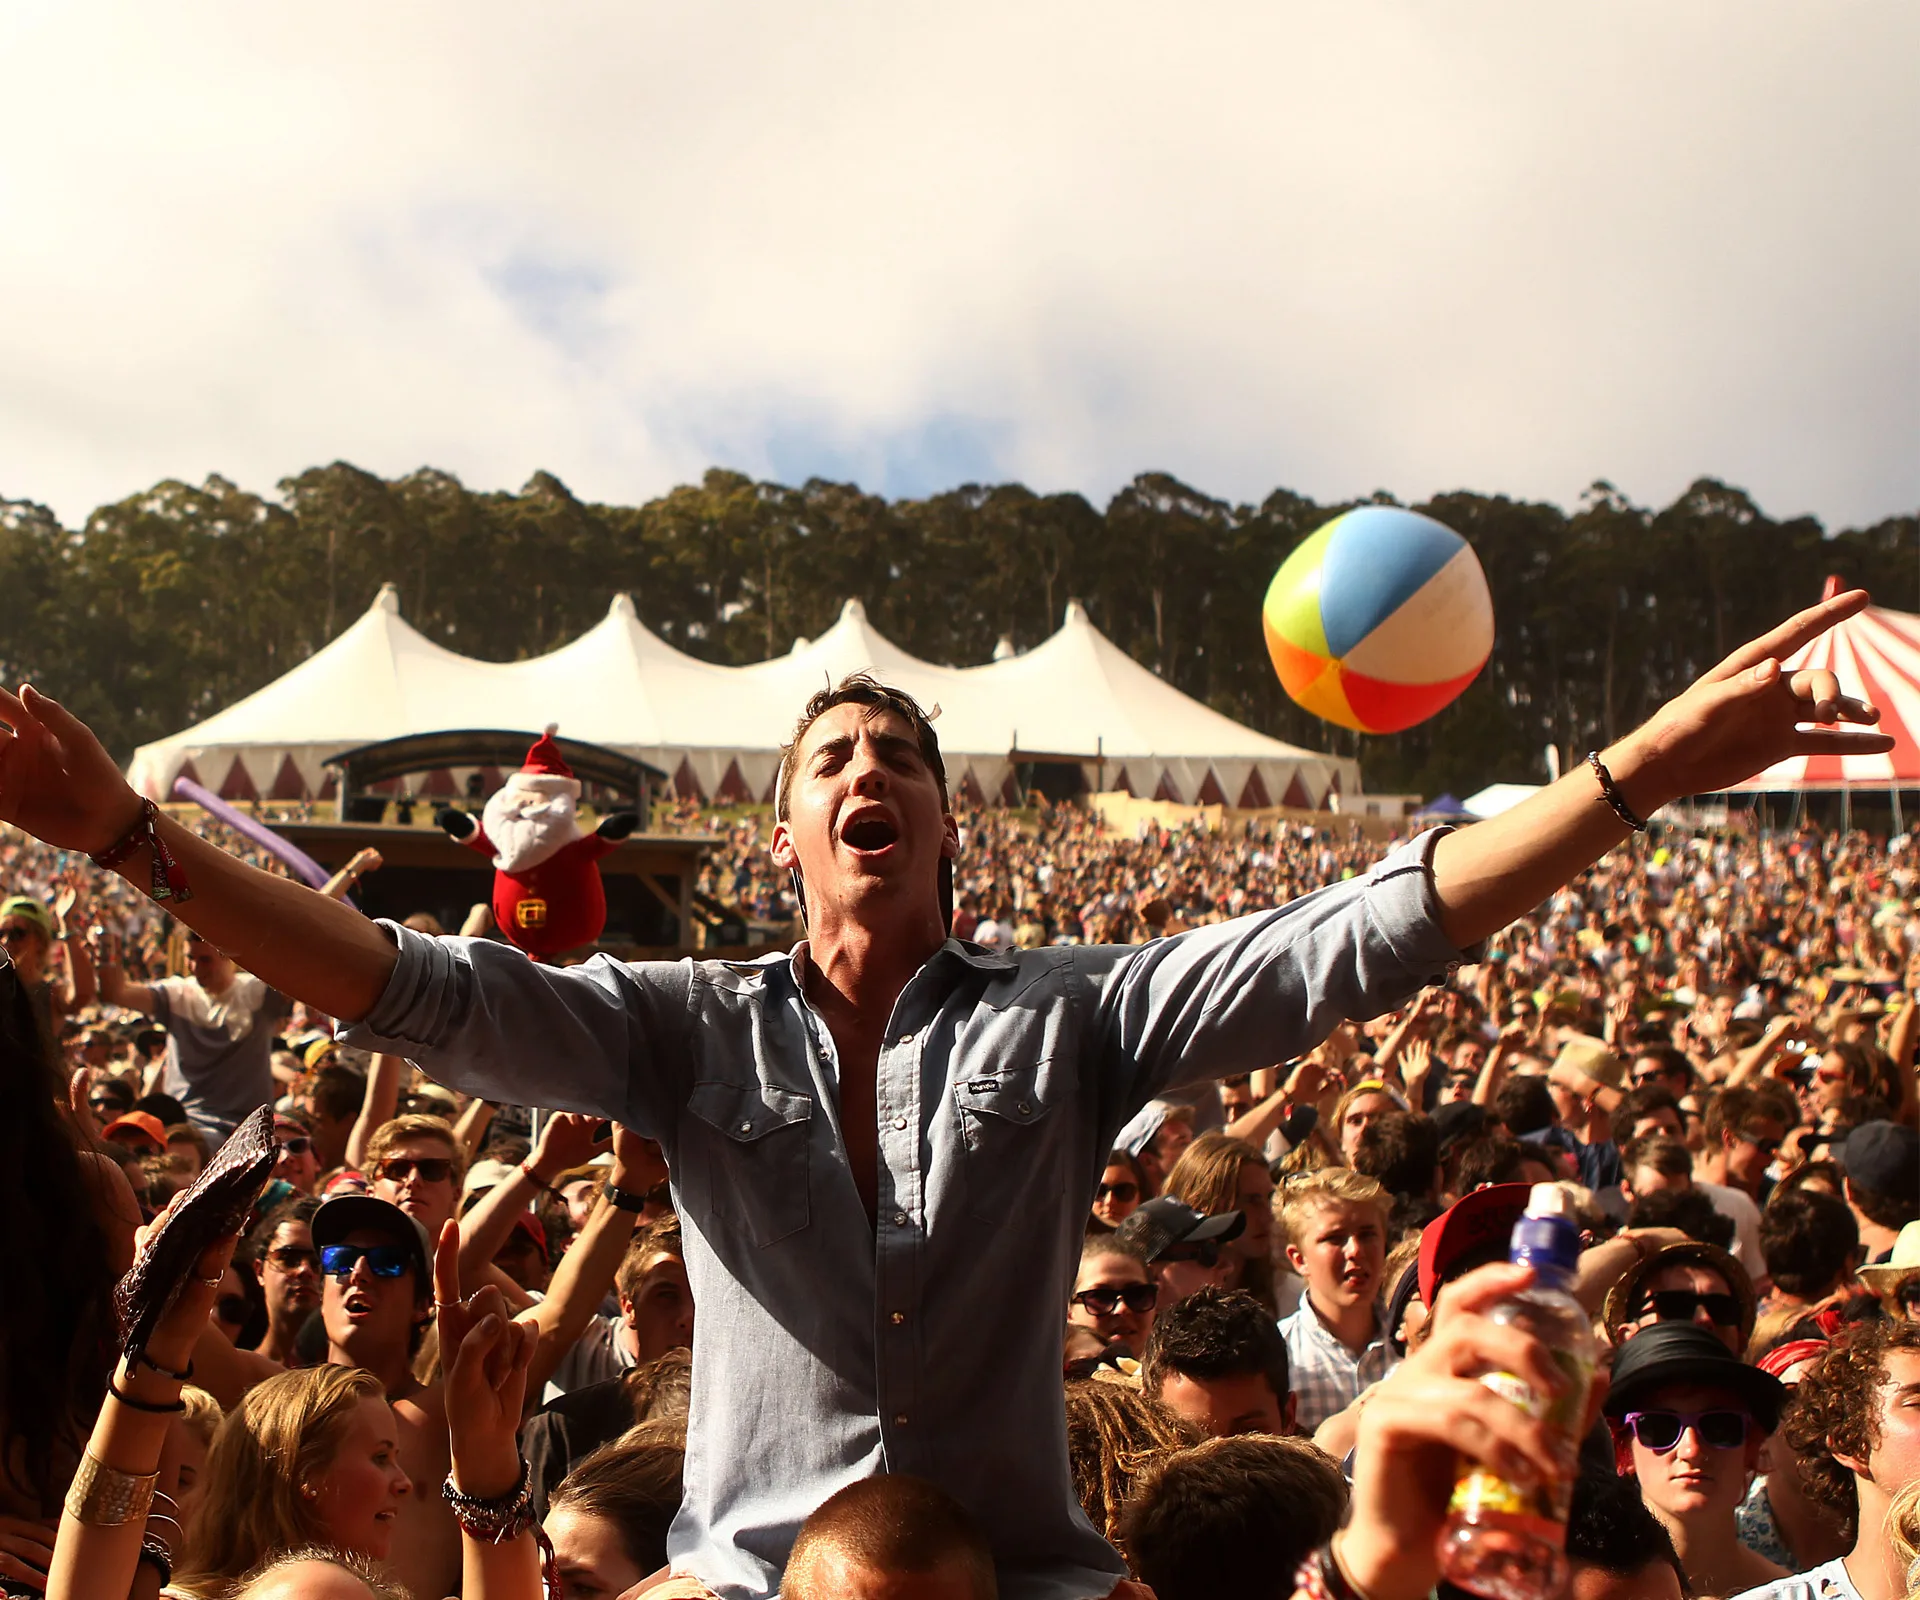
xmin=482 ymin=786 xmax=585 ymax=874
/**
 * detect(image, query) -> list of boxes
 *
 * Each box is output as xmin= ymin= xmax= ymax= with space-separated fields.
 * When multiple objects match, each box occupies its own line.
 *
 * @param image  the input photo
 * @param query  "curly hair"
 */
xmin=1140 ymin=1286 xmax=1290 ymax=1408
xmin=1063 ymin=1378 xmax=1199 ymax=1551
xmin=1784 ymin=1319 xmax=1920 ymax=1540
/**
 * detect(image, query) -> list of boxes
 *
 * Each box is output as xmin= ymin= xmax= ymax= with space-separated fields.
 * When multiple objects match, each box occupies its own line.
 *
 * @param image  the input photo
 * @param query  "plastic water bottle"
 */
xmin=1435 ymin=1183 xmax=1596 ymax=1600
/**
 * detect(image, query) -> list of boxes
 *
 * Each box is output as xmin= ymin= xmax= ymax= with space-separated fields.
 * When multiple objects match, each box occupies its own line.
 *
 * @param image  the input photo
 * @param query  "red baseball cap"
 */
xmin=103 ymin=1111 xmax=168 ymax=1154
xmin=1418 ymin=1183 xmax=1532 ymax=1305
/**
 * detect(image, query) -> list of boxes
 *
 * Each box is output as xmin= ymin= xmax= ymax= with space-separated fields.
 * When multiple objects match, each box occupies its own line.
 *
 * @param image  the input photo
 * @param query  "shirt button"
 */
xmin=893 ymin=1413 xmax=909 ymax=1427
xmin=890 ymin=1310 xmax=906 ymax=1325
xmin=738 ymin=1122 xmax=753 ymax=1134
xmin=1017 ymin=1101 xmax=1033 ymax=1116
xmin=893 ymin=1211 xmax=909 ymax=1227
xmin=896 ymin=1031 xmax=914 ymax=1046
xmin=892 ymin=1115 xmax=908 ymax=1130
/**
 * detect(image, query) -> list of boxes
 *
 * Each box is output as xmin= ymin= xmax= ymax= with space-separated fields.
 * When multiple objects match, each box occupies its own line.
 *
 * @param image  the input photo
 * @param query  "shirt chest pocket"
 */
xmin=681 ymin=1081 xmax=813 ymax=1247
xmin=952 ymin=1064 xmax=1070 ymax=1223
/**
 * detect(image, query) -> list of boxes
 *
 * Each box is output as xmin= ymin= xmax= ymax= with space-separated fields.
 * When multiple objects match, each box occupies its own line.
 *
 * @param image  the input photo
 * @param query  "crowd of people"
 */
xmin=3 ymin=652 xmax=1920 ymax=1600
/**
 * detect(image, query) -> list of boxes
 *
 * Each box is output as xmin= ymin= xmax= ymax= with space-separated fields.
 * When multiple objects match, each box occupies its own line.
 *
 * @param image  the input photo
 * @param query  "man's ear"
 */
xmin=769 ymin=818 xmax=798 ymax=872
xmin=1829 ymin=1438 xmax=1870 ymax=1480
xmin=1285 ymin=1243 xmax=1307 ymax=1275
xmin=1281 ymin=1391 xmax=1298 ymax=1436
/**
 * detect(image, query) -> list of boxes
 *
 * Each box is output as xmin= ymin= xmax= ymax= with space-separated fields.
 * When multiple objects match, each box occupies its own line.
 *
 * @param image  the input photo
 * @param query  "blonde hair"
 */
xmin=365 ymin=1114 xmax=465 ymax=1188
xmin=231 ymin=1546 xmax=411 ymax=1600
xmin=179 ymin=1385 xmax=224 ymax=1448
xmin=1890 ymin=1479 xmax=1920 ymax=1600
xmin=173 ymin=1367 xmax=388 ymax=1598
xmin=1279 ymin=1168 xmax=1388 ymax=1251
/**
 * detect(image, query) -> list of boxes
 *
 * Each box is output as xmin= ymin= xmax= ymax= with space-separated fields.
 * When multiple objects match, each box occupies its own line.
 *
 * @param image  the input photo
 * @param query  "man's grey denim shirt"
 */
xmin=345 ymin=829 xmax=1469 ymax=1600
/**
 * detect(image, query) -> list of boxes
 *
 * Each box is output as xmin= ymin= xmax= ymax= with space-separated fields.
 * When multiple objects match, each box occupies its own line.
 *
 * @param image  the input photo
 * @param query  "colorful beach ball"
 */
xmin=1262 ymin=507 xmax=1493 ymax=734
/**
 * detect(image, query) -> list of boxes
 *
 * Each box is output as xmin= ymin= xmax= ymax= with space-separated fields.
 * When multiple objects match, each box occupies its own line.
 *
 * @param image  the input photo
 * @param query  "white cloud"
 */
xmin=0 ymin=0 xmax=1914 ymax=528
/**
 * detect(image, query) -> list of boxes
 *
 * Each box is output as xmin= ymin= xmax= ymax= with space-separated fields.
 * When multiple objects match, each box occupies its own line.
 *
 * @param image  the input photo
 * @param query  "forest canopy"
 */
xmin=1 ymin=464 xmax=1913 ymax=797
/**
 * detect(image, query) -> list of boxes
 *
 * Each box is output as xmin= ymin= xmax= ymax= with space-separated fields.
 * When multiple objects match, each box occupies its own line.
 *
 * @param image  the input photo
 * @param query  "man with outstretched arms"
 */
xmin=0 ymin=590 xmax=1888 ymax=1600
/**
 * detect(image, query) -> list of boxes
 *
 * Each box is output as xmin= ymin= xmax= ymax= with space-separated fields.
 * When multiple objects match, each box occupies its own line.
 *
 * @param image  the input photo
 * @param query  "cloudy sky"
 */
xmin=2 ymin=2 xmax=1915 ymax=530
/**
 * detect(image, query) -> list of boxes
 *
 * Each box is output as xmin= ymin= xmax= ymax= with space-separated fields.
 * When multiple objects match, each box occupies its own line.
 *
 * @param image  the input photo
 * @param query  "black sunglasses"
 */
xmin=1622 ymin=1408 xmax=1750 ymax=1453
xmin=275 ymin=1136 xmax=312 ymax=1156
xmin=1636 ymin=1289 xmax=1741 ymax=1328
xmin=1095 ymin=1182 xmax=1139 ymax=1204
xmin=1897 ymin=1279 xmax=1920 ymax=1315
xmin=1072 ymin=1283 xmax=1158 ymax=1316
xmin=320 ymin=1244 xmax=411 ymax=1279
xmin=266 ymin=1246 xmax=319 ymax=1271
xmin=375 ymin=1157 xmax=452 ymax=1184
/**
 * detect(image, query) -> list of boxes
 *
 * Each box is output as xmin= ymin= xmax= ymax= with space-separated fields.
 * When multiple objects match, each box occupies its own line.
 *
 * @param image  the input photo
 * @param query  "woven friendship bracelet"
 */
xmin=90 ymin=797 xmax=193 ymax=904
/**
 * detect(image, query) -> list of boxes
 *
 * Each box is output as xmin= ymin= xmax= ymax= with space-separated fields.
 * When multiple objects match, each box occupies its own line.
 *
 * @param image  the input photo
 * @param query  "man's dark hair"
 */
xmin=775 ymin=674 xmax=948 ymax=822
xmin=1492 ymin=1076 xmax=1556 ymax=1137
xmin=1705 ymin=1084 xmax=1793 ymax=1145
xmin=1609 ymin=1085 xmax=1681 ymax=1149
xmin=1632 ymin=1046 xmax=1692 ymax=1090
xmin=88 ymin=1076 xmax=136 ymax=1115
xmin=1565 ymin=1464 xmax=1683 ymax=1582
xmin=1626 ymin=1187 xmax=1735 ymax=1252
xmin=1141 ymin=1287 xmax=1290 ymax=1409
xmin=133 ymin=1091 xmax=189 ymax=1126
xmin=307 ymin=1064 xmax=368 ymax=1123
xmin=1784 ymin=1320 xmax=1920 ymax=1539
xmin=1452 ymin=1134 xmax=1536 ymax=1192
xmin=1120 ymin=1435 xmax=1347 ymax=1600
xmin=1621 ymin=1134 xmax=1693 ymax=1186
xmin=1760 ymin=1189 xmax=1859 ymax=1299
xmin=782 ymin=1474 xmax=995 ymax=1600
xmin=1351 ymin=1111 xmax=1439 ymax=1201
xmin=244 ymin=1194 xmax=323 ymax=1264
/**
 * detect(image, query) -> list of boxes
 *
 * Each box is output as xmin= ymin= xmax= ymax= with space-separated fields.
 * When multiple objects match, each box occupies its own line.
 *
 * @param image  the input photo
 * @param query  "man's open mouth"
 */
xmin=841 ymin=813 xmax=900 ymax=853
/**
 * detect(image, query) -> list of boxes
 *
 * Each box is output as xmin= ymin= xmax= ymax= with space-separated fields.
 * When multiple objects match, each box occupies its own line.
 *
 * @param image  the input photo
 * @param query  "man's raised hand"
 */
xmin=0 ymin=686 xmax=142 ymax=855
xmin=1618 ymin=587 xmax=1892 ymax=804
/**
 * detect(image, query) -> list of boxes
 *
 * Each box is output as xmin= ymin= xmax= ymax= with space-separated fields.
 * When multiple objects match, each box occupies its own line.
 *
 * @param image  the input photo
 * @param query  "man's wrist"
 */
xmin=1598 ymin=731 xmax=1670 ymax=828
xmin=87 ymin=791 xmax=152 ymax=860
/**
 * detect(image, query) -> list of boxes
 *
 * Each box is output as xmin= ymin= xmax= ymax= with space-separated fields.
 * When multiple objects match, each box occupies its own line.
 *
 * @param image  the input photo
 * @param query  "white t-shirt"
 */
xmin=1731 ymin=1556 xmax=1863 ymax=1600
xmin=540 ymin=1312 xmax=635 ymax=1404
xmin=1701 ymin=1180 xmax=1767 ymax=1286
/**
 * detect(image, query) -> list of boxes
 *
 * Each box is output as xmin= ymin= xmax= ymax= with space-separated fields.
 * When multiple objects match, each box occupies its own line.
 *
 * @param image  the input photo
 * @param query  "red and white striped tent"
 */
xmin=1730 ymin=582 xmax=1920 ymax=791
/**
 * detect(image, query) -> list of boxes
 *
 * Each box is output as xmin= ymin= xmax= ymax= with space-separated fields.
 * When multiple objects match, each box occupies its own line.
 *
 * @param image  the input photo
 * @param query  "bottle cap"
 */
xmin=1509 ymin=1182 xmax=1581 ymax=1275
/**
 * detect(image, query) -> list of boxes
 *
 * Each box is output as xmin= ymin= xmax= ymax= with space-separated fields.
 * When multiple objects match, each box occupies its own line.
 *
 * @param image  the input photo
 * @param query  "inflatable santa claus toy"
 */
xmin=437 ymin=727 xmax=637 ymax=959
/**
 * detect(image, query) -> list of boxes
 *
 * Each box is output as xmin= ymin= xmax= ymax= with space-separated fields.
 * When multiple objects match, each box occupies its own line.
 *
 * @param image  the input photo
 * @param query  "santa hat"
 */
xmin=503 ymin=725 xmax=580 ymax=797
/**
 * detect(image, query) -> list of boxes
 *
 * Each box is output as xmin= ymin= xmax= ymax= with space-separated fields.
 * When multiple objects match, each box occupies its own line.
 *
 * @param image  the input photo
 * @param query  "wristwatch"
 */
xmin=604 ymin=1180 xmax=648 ymax=1213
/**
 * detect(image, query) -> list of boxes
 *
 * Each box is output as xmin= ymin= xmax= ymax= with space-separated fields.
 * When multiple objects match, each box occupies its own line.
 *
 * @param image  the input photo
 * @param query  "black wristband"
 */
xmin=604 ymin=1180 xmax=648 ymax=1213
xmin=1587 ymin=751 xmax=1650 ymax=833
xmin=108 ymin=1382 xmax=186 ymax=1415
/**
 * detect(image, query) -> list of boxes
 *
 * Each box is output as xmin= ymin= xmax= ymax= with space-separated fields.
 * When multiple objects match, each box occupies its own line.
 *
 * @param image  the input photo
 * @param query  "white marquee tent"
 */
xmin=127 ymin=584 xmax=1361 ymax=809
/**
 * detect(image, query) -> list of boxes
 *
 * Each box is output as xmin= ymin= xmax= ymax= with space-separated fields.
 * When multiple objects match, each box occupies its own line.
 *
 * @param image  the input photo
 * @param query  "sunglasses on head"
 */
xmin=1622 ymin=1408 xmax=1751 ymax=1453
xmin=266 ymin=1246 xmax=318 ymax=1271
xmin=319 ymin=1244 xmax=411 ymax=1279
xmin=1072 ymin=1283 xmax=1158 ymax=1316
xmin=375 ymin=1157 xmax=452 ymax=1184
xmin=1095 ymin=1182 xmax=1138 ymax=1204
xmin=1635 ymin=1289 xmax=1741 ymax=1328
xmin=275 ymin=1136 xmax=312 ymax=1156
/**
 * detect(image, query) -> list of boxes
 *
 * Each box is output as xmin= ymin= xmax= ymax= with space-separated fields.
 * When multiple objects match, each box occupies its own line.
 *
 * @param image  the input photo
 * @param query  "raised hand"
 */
xmin=1619 ymin=588 xmax=1892 ymax=803
xmin=530 ymin=1111 xmax=613 ymax=1178
xmin=0 ymin=687 xmax=143 ymax=856
xmin=435 ymin=1221 xmax=537 ymax=1499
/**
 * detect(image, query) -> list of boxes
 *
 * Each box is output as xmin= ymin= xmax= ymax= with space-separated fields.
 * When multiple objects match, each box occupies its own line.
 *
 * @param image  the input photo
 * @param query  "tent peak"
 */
xmin=840 ymin=598 xmax=869 ymax=623
xmin=373 ymin=583 xmax=401 ymax=615
xmin=607 ymin=593 xmax=637 ymax=620
xmin=1063 ymin=599 xmax=1091 ymax=627
xmin=993 ymin=634 xmax=1017 ymax=661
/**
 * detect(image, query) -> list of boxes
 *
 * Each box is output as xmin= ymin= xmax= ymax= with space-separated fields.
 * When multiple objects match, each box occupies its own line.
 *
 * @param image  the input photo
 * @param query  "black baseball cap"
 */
xmin=1115 ymin=1196 xmax=1245 ymax=1263
xmin=1841 ymin=1121 xmax=1919 ymax=1198
xmin=312 ymin=1195 xmax=434 ymax=1290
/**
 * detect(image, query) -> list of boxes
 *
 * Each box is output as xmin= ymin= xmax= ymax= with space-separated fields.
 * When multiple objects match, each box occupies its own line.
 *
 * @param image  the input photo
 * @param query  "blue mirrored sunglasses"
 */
xmin=319 ymin=1244 xmax=410 ymax=1280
